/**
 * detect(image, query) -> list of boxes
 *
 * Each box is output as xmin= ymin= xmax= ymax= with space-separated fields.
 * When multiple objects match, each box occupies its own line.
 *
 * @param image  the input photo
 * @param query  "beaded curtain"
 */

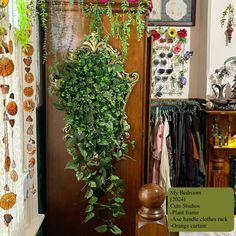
xmin=0 ymin=0 xmax=39 ymax=235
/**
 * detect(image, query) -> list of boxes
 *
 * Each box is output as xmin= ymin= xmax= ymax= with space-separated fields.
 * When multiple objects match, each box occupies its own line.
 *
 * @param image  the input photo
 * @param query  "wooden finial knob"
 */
xmin=138 ymin=184 xmax=166 ymax=220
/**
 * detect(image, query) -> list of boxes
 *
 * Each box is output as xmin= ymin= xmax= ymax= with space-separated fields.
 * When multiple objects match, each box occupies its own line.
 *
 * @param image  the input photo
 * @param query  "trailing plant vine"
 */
xmin=221 ymin=3 xmax=235 ymax=27
xmin=84 ymin=0 xmax=148 ymax=59
xmin=49 ymin=33 xmax=138 ymax=235
xmin=37 ymin=0 xmax=48 ymax=61
xmin=15 ymin=0 xmax=34 ymax=47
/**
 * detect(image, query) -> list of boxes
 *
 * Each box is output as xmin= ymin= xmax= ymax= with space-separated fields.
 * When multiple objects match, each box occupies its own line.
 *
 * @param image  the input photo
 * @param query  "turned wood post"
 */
xmin=136 ymin=183 xmax=167 ymax=236
xmin=211 ymin=149 xmax=228 ymax=187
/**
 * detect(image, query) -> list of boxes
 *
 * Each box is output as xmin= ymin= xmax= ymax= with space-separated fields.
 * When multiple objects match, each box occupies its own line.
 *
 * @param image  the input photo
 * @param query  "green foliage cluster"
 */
xmin=50 ymin=36 xmax=137 ymax=235
xmin=221 ymin=3 xmax=235 ymax=27
xmin=37 ymin=0 xmax=48 ymax=61
xmin=84 ymin=0 xmax=148 ymax=59
xmin=15 ymin=0 xmax=33 ymax=47
xmin=14 ymin=0 xmax=47 ymax=50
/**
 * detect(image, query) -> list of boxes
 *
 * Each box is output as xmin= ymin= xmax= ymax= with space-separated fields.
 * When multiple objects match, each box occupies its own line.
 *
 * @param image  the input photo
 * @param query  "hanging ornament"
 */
xmin=25 ymin=67 xmax=30 ymax=73
xmin=3 ymin=184 xmax=9 ymax=192
xmin=8 ymin=119 xmax=15 ymax=127
xmin=26 ymin=115 xmax=33 ymax=122
xmin=0 ymin=192 xmax=16 ymax=210
xmin=0 ymin=56 xmax=14 ymax=76
xmin=25 ymin=72 xmax=34 ymax=83
xmin=23 ymin=44 xmax=34 ymax=56
xmin=0 ymin=84 xmax=9 ymax=94
xmin=23 ymin=86 xmax=34 ymax=97
xmin=29 ymin=157 xmax=35 ymax=168
xmin=6 ymin=101 xmax=18 ymax=116
xmin=4 ymin=155 xmax=11 ymax=172
xmin=4 ymin=214 xmax=13 ymax=226
xmin=11 ymin=160 xmax=16 ymax=169
xmin=23 ymin=57 xmax=32 ymax=67
xmin=28 ymin=138 xmax=35 ymax=144
xmin=26 ymin=144 xmax=36 ymax=155
xmin=10 ymin=170 xmax=18 ymax=182
xmin=9 ymin=92 xmax=14 ymax=99
xmin=0 ymin=0 xmax=9 ymax=8
xmin=8 ymin=39 xmax=13 ymax=54
xmin=29 ymin=169 xmax=34 ymax=179
xmin=26 ymin=125 xmax=34 ymax=135
xmin=23 ymin=99 xmax=35 ymax=113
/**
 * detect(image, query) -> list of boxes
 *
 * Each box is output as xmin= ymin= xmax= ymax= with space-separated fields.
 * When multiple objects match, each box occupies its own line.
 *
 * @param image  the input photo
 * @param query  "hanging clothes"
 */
xmin=166 ymin=122 xmax=174 ymax=187
xmin=192 ymin=115 xmax=206 ymax=176
xmin=185 ymin=114 xmax=194 ymax=187
xmin=159 ymin=119 xmax=171 ymax=215
xmin=150 ymin=101 xmax=206 ymax=189
xmin=152 ymin=117 xmax=164 ymax=184
xmin=159 ymin=119 xmax=171 ymax=191
xmin=177 ymin=112 xmax=186 ymax=186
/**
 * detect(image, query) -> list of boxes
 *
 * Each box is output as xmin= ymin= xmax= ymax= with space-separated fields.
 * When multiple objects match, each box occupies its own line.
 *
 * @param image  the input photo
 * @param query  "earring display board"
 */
xmin=149 ymin=26 xmax=193 ymax=98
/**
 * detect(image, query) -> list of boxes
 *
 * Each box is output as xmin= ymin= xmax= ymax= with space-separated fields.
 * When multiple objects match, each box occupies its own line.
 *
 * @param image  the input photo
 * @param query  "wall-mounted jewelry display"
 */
xmin=150 ymin=26 xmax=193 ymax=98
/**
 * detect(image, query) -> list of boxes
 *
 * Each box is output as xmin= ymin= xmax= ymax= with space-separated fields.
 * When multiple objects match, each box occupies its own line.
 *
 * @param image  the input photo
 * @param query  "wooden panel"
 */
xmin=137 ymin=224 xmax=167 ymax=236
xmin=45 ymin=3 xmax=148 ymax=236
xmin=206 ymin=112 xmax=236 ymax=187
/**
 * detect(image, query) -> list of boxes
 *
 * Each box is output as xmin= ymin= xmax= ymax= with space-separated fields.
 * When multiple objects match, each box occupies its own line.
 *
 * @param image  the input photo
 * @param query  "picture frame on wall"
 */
xmin=149 ymin=0 xmax=196 ymax=26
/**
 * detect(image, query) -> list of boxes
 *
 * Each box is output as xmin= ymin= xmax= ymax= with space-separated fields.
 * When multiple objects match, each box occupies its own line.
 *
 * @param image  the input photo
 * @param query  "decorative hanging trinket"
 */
xmin=25 ymin=72 xmax=34 ymax=83
xmin=23 ymin=86 xmax=34 ymax=97
xmin=23 ymin=57 xmax=32 ymax=66
xmin=4 ymin=156 xmax=11 ymax=172
xmin=0 ymin=84 xmax=9 ymax=94
xmin=10 ymin=170 xmax=18 ymax=182
xmin=0 ymin=56 xmax=14 ymax=76
xmin=0 ymin=192 xmax=16 ymax=210
xmin=4 ymin=214 xmax=13 ymax=226
xmin=6 ymin=101 xmax=18 ymax=116
xmin=23 ymin=44 xmax=34 ymax=56
xmin=9 ymin=92 xmax=14 ymax=99
xmin=0 ymin=0 xmax=9 ymax=8
xmin=26 ymin=125 xmax=34 ymax=135
xmin=8 ymin=39 xmax=13 ymax=54
xmin=23 ymin=99 xmax=35 ymax=112
xmin=3 ymin=184 xmax=9 ymax=192
xmin=26 ymin=115 xmax=33 ymax=122
xmin=9 ymin=119 xmax=15 ymax=127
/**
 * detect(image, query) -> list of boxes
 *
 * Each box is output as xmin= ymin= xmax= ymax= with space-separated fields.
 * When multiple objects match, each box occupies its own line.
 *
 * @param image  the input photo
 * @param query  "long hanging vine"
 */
xmin=50 ymin=33 xmax=138 ymax=234
xmin=83 ymin=0 xmax=148 ymax=59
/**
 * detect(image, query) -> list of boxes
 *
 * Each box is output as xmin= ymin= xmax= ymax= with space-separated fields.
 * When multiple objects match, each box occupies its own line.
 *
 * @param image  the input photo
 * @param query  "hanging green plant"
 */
xmin=37 ymin=0 xmax=48 ymax=62
xmin=15 ymin=0 xmax=34 ymax=48
xmin=49 ymin=33 xmax=138 ymax=235
xmin=84 ymin=0 xmax=148 ymax=59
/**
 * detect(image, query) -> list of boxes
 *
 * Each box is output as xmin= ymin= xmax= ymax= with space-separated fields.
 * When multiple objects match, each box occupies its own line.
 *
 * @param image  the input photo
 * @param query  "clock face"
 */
xmin=165 ymin=0 xmax=187 ymax=21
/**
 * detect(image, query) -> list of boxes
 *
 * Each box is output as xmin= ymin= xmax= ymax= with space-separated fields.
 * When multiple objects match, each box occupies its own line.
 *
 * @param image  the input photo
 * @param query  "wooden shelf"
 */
xmin=211 ymin=145 xmax=236 ymax=150
xmin=206 ymin=110 xmax=236 ymax=115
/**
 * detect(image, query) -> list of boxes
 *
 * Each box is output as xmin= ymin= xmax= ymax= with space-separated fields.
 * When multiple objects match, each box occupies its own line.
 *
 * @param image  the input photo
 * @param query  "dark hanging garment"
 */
xmin=167 ymin=132 xmax=174 ymax=187
xmin=168 ymin=112 xmax=176 ymax=187
xmin=192 ymin=162 xmax=205 ymax=187
xmin=174 ymin=112 xmax=180 ymax=186
xmin=193 ymin=115 xmax=206 ymax=176
xmin=178 ymin=112 xmax=187 ymax=187
xmin=185 ymin=115 xmax=194 ymax=187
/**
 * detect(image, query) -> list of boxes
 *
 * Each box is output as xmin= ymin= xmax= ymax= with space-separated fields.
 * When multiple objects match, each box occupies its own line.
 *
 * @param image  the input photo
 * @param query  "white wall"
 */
xmin=186 ymin=0 xmax=236 ymax=99
xmin=189 ymin=0 xmax=209 ymax=99
xmin=207 ymin=0 xmax=236 ymax=97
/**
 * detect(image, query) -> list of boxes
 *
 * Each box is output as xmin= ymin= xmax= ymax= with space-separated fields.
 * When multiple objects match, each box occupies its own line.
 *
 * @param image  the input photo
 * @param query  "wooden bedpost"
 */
xmin=136 ymin=183 xmax=168 ymax=236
